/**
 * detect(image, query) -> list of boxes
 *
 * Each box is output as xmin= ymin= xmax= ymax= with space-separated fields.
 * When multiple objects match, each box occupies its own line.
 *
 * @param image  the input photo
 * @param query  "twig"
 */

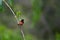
xmin=20 ymin=27 xmax=25 ymax=40
xmin=3 ymin=0 xmax=18 ymax=23
xmin=3 ymin=0 xmax=25 ymax=40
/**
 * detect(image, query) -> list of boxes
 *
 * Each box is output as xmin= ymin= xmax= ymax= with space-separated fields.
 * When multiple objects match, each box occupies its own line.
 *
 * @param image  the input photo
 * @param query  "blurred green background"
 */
xmin=0 ymin=0 xmax=60 ymax=40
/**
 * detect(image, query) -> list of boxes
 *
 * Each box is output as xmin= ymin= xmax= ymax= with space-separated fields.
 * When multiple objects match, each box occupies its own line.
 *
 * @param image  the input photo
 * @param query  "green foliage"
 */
xmin=0 ymin=25 xmax=6 ymax=33
xmin=32 ymin=0 xmax=42 ymax=27
xmin=1 ymin=0 xmax=60 ymax=40
xmin=8 ymin=0 xmax=14 ymax=6
xmin=0 ymin=5 xmax=4 ymax=12
xmin=0 ymin=0 xmax=3 ymax=12
xmin=25 ymin=34 xmax=33 ymax=40
xmin=0 ymin=0 xmax=2 ymax=5
xmin=13 ymin=5 xmax=22 ymax=20
xmin=56 ymin=32 xmax=60 ymax=40
xmin=0 ymin=25 xmax=22 ymax=40
xmin=16 ymin=11 xmax=21 ymax=17
xmin=0 ymin=24 xmax=36 ymax=40
xmin=0 ymin=0 xmax=5 ymax=12
xmin=0 ymin=25 xmax=36 ymax=40
xmin=25 ymin=34 xmax=37 ymax=40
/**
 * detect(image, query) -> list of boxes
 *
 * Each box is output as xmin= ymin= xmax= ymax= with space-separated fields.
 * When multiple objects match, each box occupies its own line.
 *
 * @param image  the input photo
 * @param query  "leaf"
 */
xmin=13 ymin=5 xmax=22 ymax=20
xmin=16 ymin=11 xmax=21 ymax=17
xmin=16 ymin=11 xmax=22 ymax=21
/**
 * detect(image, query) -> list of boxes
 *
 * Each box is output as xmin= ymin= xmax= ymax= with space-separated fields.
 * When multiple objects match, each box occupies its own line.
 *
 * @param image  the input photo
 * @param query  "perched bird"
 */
xmin=18 ymin=19 xmax=24 ymax=26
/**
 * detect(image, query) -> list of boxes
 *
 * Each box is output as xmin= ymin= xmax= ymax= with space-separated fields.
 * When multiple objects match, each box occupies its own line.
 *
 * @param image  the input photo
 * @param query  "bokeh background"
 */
xmin=0 ymin=0 xmax=60 ymax=40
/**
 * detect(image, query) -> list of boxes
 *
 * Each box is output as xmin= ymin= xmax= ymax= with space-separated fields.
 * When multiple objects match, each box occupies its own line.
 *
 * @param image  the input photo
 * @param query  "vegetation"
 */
xmin=0 ymin=0 xmax=60 ymax=40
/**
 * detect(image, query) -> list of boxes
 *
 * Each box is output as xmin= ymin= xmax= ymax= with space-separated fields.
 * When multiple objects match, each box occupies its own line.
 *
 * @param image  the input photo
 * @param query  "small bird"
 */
xmin=18 ymin=19 xmax=24 ymax=26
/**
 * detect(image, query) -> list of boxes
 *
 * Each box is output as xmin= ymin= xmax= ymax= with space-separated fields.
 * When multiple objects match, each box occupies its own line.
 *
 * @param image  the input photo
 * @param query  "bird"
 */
xmin=18 ymin=19 xmax=24 ymax=26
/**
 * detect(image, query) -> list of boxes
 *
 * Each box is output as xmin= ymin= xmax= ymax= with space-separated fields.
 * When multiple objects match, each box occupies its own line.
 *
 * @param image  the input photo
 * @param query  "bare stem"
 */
xmin=3 ymin=0 xmax=25 ymax=40
xmin=20 ymin=27 xmax=25 ymax=40
xmin=3 ymin=0 xmax=18 ymax=23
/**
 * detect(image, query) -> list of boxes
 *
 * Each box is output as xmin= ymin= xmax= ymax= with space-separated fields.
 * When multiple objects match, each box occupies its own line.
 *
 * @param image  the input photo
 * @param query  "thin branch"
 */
xmin=3 ymin=0 xmax=25 ymax=40
xmin=3 ymin=0 xmax=18 ymax=23
xmin=20 ymin=27 xmax=25 ymax=40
